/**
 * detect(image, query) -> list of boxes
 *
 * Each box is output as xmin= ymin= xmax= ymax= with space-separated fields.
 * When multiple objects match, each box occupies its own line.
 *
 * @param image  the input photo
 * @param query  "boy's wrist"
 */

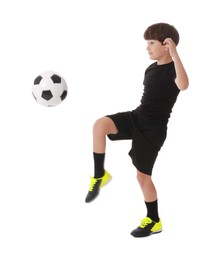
xmin=171 ymin=51 xmax=179 ymax=61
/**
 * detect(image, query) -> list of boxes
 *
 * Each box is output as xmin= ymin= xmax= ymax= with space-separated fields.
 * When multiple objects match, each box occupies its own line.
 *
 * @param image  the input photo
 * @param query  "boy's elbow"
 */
xmin=179 ymin=82 xmax=189 ymax=91
xmin=176 ymin=78 xmax=189 ymax=91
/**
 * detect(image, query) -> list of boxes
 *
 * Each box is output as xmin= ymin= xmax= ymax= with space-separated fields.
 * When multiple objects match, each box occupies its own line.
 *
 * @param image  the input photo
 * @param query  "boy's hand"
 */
xmin=163 ymin=38 xmax=189 ymax=90
xmin=163 ymin=38 xmax=178 ymax=58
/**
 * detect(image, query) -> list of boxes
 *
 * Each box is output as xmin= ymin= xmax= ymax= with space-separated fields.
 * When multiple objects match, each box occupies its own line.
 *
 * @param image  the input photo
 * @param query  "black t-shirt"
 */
xmin=133 ymin=61 xmax=180 ymax=125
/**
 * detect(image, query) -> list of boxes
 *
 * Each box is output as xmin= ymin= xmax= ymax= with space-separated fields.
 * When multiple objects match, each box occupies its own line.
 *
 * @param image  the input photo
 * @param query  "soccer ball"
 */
xmin=32 ymin=71 xmax=68 ymax=107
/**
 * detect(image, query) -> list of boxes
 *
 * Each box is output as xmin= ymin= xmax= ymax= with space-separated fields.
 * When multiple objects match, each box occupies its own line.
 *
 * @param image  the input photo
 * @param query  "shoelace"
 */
xmin=89 ymin=177 xmax=99 ymax=191
xmin=139 ymin=217 xmax=152 ymax=228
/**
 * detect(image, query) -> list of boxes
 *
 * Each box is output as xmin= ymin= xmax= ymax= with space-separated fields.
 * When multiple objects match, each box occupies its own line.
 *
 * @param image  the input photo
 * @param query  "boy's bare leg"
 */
xmin=136 ymin=171 xmax=160 ymax=221
xmin=93 ymin=117 xmax=118 ymax=153
xmin=136 ymin=171 xmax=157 ymax=202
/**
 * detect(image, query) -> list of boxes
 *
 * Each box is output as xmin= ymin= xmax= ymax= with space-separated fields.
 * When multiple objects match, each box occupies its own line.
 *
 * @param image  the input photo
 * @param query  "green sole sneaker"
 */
xmin=85 ymin=170 xmax=112 ymax=203
xmin=130 ymin=217 xmax=162 ymax=237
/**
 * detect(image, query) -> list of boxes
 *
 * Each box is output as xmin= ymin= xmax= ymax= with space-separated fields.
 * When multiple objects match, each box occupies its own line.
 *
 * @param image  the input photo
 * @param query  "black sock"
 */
xmin=93 ymin=152 xmax=105 ymax=178
xmin=145 ymin=200 xmax=159 ymax=222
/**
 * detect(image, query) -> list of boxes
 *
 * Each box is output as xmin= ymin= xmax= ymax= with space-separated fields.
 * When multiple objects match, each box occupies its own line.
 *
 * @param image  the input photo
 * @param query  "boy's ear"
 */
xmin=162 ymin=41 xmax=169 ymax=50
xmin=162 ymin=43 xmax=167 ymax=49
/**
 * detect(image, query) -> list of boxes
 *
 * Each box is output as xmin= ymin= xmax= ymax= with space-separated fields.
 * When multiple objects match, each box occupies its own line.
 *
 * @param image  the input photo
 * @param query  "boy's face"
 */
xmin=146 ymin=40 xmax=168 ymax=61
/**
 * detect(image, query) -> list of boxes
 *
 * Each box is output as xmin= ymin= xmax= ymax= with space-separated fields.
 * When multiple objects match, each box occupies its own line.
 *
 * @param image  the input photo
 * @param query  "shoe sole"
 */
xmin=131 ymin=229 xmax=162 ymax=238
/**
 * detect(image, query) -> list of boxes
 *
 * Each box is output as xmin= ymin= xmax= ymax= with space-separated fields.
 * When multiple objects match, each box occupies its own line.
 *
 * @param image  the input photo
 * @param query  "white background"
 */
xmin=0 ymin=0 xmax=219 ymax=259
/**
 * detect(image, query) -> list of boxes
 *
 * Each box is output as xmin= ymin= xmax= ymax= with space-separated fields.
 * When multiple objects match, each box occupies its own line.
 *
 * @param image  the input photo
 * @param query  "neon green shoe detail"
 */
xmin=88 ymin=177 xmax=99 ymax=192
xmin=85 ymin=170 xmax=111 ymax=203
xmin=131 ymin=217 xmax=162 ymax=237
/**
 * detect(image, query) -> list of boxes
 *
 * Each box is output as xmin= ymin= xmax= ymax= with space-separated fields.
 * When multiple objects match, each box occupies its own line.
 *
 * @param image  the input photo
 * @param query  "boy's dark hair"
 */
xmin=144 ymin=23 xmax=179 ymax=46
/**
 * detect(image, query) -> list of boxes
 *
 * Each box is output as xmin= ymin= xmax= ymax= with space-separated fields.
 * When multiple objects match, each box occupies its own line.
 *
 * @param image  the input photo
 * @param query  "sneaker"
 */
xmin=130 ymin=217 xmax=162 ymax=237
xmin=85 ymin=170 xmax=111 ymax=203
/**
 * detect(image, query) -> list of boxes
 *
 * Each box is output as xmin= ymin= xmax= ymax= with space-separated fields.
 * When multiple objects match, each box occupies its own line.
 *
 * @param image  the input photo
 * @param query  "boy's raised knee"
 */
xmin=93 ymin=117 xmax=117 ymax=136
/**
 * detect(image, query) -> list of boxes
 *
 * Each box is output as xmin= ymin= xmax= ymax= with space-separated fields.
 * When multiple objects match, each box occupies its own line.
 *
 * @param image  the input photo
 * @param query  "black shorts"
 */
xmin=107 ymin=111 xmax=167 ymax=175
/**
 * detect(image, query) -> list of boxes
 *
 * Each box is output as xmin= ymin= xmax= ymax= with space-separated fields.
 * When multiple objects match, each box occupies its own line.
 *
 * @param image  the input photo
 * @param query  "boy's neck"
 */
xmin=157 ymin=56 xmax=173 ymax=65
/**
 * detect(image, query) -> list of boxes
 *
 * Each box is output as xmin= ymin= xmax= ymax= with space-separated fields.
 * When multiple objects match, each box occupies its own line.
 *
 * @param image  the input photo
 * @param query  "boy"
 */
xmin=85 ymin=23 xmax=189 ymax=237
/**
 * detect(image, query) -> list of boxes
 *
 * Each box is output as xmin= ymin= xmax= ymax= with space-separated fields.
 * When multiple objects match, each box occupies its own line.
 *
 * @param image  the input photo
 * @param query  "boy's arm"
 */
xmin=172 ymin=52 xmax=189 ymax=91
xmin=163 ymin=38 xmax=189 ymax=91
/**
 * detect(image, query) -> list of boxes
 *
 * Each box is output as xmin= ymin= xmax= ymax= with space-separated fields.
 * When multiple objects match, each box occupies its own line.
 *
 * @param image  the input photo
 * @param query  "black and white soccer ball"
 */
xmin=32 ymin=71 xmax=68 ymax=107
